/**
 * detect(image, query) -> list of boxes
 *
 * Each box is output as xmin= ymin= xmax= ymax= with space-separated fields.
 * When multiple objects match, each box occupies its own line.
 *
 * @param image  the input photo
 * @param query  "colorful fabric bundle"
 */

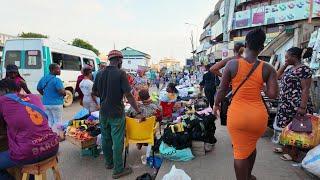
xmin=280 ymin=115 xmax=320 ymax=149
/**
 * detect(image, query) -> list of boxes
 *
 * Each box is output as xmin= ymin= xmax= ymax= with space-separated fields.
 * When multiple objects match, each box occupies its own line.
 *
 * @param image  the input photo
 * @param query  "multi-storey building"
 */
xmin=198 ymin=0 xmax=320 ymax=65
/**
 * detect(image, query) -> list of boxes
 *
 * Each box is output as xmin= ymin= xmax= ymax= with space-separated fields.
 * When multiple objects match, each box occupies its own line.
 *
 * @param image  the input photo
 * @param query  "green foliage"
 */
xmin=72 ymin=38 xmax=100 ymax=55
xmin=19 ymin=32 xmax=48 ymax=38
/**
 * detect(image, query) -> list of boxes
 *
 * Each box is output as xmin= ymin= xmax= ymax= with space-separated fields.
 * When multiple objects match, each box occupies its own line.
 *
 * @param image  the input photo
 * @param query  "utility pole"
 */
xmin=222 ymin=0 xmax=231 ymax=59
xmin=190 ymin=30 xmax=195 ymax=62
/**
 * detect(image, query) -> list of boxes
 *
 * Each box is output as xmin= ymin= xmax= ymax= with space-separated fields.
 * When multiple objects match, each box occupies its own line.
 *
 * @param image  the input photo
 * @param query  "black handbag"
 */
xmin=220 ymin=60 xmax=261 ymax=126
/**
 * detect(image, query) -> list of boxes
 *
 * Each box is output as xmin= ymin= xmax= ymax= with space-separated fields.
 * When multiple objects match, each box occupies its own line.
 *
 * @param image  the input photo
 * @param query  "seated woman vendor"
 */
xmin=127 ymin=89 xmax=162 ymax=150
xmin=0 ymin=79 xmax=59 ymax=180
xmin=159 ymin=83 xmax=178 ymax=119
xmin=127 ymin=89 xmax=162 ymax=120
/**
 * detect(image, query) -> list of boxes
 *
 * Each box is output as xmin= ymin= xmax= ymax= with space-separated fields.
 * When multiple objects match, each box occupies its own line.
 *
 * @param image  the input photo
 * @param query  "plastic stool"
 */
xmin=21 ymin=155 xmax=61 ymax=180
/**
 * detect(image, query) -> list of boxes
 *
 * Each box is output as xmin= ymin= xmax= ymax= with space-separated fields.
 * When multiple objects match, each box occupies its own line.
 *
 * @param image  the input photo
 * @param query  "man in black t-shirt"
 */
xmin=93 ymin=50 xmax=141 ymax=179
xmin=200 ymin=64 xmax=220 ymax=108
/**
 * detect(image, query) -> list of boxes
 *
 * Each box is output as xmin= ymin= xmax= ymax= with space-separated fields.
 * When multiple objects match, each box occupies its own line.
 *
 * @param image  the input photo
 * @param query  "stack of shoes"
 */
xmin=192 ymin=141 xmax=205 ymax=156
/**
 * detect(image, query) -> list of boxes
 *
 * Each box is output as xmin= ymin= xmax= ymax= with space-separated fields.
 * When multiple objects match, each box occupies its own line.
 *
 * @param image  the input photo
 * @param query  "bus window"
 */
xmin=25 ymin=50 xmax=42 ymax=69
xmin=52 ymin=52 xmax=81 ymax=71
xmin=83 ymin=58 xmax=95 ymax=71
xmin=5 ymin=51 xmax=21 ymax=67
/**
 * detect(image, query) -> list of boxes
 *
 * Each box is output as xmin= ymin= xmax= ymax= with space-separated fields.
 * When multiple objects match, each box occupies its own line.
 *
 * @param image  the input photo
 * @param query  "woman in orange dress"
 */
xmin=213 ymin=29 xmax=278 ymax=180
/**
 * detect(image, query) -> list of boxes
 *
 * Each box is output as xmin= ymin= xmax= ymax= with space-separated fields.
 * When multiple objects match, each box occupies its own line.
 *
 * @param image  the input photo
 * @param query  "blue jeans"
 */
xmin=0 ymin=149 xmax=58 ymax=180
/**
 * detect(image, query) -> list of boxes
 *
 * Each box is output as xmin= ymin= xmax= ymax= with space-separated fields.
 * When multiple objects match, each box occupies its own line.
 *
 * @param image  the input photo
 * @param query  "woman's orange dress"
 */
xmin=227 ymin=58 xmax=268 ymax=160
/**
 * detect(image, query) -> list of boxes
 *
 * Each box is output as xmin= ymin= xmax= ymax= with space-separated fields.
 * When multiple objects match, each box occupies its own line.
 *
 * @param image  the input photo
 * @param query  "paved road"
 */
xmin=56 ymin=101 xmax=318 ymax=180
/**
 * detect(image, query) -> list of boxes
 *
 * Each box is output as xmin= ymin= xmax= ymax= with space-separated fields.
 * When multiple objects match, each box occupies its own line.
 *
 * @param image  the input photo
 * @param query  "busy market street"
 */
xmin=1 ymin=0 xmax=320 ymax=180
xmin=53 ymin=98 xmax=316 ymax=180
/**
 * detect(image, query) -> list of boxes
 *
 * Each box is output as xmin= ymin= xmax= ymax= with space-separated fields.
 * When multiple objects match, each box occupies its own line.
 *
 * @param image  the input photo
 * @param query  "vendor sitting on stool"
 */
xmin=127 ymin=89 xmax=162 ymax=149
xmin=0 ymin=79 xmax=59 ymax=180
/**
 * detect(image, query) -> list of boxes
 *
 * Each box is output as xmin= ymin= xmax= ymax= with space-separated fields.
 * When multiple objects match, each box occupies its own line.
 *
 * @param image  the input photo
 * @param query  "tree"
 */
xmin=72 ymin=38 xmax=100 ymax=55
xmin=19 ymin=32 xmax=48 ymax=38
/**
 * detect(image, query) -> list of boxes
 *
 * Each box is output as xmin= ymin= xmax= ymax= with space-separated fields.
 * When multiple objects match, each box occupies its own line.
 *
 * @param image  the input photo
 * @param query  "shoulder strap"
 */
xmin=43 ymin=76 xmax=55 ymax=91
xmin=232 ymin=60 xmax=261 ymax=98
xmin=5 ymin=94 xmax=48 ymax=120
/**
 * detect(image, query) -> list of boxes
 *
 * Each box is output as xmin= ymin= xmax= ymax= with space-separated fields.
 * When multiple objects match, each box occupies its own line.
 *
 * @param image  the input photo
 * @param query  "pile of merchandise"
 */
xmin=60 ymin=108 xmax=101 ymax=142
xmin=66 ymin=119 xmax=100 ymax=141
xmin=157 ymin=97 xmax=217 ymax=161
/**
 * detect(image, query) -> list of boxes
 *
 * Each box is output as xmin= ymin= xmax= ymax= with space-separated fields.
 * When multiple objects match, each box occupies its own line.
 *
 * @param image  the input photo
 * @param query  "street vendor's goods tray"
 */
xmin=66 ymin=135 xmax=97 ymax=149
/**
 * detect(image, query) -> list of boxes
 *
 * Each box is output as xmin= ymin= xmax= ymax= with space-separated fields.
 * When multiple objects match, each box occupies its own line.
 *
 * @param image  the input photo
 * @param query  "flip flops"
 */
xmin=280 ymin=154 xmax=293 ymax=161
xmin=273 ymin=147 xmax=283 ymax=153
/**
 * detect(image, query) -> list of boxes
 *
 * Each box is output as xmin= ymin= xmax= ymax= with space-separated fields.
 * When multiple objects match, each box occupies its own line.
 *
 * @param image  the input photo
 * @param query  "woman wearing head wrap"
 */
xmin=133 ymin=69 xmax=149 ymax=100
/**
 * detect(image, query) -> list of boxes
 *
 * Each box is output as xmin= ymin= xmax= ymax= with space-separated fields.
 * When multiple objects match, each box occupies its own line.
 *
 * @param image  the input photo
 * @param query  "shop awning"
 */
xmin=259 ymin=30 xmax=294 ymax=57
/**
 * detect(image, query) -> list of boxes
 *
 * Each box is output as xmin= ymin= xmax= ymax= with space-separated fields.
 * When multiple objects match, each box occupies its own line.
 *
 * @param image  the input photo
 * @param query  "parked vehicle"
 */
xmin=1 ymin=38 xmax=100 ymax=107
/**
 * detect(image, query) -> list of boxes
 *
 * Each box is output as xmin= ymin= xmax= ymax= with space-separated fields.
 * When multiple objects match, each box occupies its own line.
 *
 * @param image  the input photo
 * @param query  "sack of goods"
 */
xmin=302 ymin=145 xmax=320 ymax=177
xmin=162 ymin=123 xmax=192 ymax=150
xmin=280 ymin=114 xmax=320 ymax=149
xmin=184 ymin=112 xmax=217 ymax=144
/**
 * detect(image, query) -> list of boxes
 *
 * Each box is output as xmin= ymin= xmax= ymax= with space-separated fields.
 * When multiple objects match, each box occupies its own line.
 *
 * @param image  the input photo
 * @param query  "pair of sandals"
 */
xmin=273 ymin=147 xmax=293 ymax=161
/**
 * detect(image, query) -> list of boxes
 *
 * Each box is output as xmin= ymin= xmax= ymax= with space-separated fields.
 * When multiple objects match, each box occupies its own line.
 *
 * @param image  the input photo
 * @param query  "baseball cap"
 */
xmin=108 ymin=50 xmax=123 ymax=60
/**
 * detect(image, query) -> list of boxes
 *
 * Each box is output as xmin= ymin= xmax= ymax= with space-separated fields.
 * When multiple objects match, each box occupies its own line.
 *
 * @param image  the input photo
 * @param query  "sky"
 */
xmin=1 ymin=0 xmax=217 ymax=64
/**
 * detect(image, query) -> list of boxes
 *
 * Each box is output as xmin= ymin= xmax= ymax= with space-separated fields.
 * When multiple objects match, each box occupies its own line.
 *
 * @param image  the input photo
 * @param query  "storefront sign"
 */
xmin=252 ymin=7 xmax=265 ymax=26
xmin=234 ymin=0 xmax=320 ymax=30
xmin=234 ymin=9 xmax=251 ymax=29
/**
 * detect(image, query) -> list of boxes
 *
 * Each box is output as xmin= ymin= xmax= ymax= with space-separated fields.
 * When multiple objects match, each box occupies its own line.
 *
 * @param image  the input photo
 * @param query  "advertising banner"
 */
xmin=251 ymin=7 xmax=266 ymax=26
xmin=234 ymin=0 xmax=320 ymax=30
xmin=234 ymin=9 xmax=251 ymax=29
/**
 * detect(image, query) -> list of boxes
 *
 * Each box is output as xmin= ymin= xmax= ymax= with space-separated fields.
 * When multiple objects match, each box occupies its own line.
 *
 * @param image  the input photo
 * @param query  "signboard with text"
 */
xmin=233 ymin=0 xmax=320 ymax=30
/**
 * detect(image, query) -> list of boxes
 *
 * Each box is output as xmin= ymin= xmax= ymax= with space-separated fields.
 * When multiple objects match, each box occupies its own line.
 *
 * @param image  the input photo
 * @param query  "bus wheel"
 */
xmin=64 ymin=90 xmax=73 ymax=107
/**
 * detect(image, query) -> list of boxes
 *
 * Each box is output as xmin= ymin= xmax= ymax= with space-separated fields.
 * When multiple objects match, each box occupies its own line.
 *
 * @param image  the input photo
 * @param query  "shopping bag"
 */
xmin=280 ymin=114 xmax=320 ymax=149
xmin=302 ymin=145 xmax=320 ymax=177
xmin=162 ymin=165 xmax=191 ymax=180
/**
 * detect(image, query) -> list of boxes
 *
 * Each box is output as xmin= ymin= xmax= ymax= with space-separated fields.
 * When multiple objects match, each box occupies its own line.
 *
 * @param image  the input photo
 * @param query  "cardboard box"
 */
xmin=66 ymin=135 xmax=97 ymax=149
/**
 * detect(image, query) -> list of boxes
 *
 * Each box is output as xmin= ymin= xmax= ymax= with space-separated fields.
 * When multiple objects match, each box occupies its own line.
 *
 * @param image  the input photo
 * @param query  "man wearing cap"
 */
xmin=93 ymin=50 xmax=141 ymax=179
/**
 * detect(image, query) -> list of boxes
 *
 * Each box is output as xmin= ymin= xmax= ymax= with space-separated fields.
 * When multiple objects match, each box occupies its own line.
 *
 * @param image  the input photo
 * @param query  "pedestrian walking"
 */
xmin=200 ymin=64 xmax=220 ymax=108
xmin=210 ymin=42 xmax=245 ymax=77
xmin=93 ymin=50 xmax=141 ymax=179
xmin=272 ymin=47 xmax=313 ymax=161
xmin=213 ymin=29 xmax=278 ymax=180
xmin=37 ymin=63 xmax=66 ymax=133
xmin=79 ymin=66 xmax=99 ymax=113
xmin=155 ymin=73 xmax=160 ymax=90
xmin=5 ymin=64 xmax=31 ymax=94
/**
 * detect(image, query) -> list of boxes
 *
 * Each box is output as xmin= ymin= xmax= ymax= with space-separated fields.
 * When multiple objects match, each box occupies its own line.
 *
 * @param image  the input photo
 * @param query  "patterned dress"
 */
xmin=276 ymin=65 xmax=313 ymax=128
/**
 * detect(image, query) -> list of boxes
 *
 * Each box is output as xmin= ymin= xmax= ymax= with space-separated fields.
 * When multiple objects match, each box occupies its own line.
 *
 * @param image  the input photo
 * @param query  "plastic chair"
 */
xmin=124 ymin=116 xmax=158 ymax=167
